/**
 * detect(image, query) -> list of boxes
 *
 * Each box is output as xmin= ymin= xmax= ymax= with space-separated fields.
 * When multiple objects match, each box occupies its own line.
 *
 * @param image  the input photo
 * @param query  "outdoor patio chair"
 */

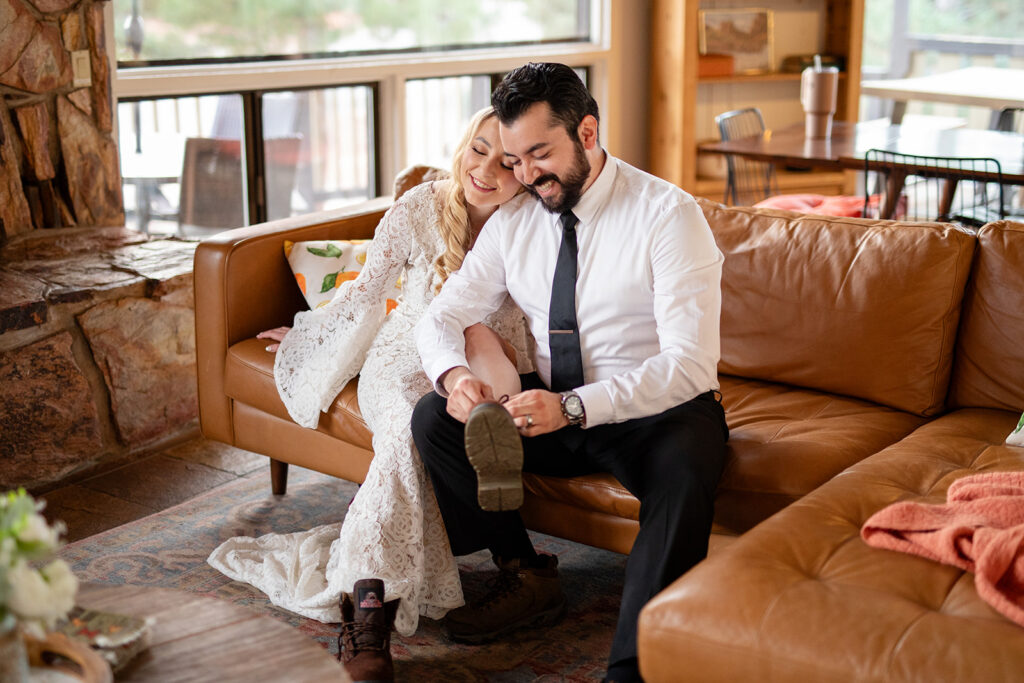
xmin=177 ymin=136 xmax=302 ymax=238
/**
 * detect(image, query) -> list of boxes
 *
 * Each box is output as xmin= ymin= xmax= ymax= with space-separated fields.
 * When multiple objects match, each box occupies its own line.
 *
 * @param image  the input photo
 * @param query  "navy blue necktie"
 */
xmin=548 ymin=211 xmax=585 ymax=392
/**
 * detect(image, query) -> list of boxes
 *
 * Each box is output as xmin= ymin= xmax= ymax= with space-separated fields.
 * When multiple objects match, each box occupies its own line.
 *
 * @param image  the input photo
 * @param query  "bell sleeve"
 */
xmin=274 ymin=198 xmax=414 ymax=428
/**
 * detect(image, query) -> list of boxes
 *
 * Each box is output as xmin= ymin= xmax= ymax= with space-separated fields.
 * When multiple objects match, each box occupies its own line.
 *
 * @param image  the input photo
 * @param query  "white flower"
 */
xmin=1 ymin=490 xmax=78 ymax=636
xmin=0 ymin=537 xmax=13 ymax=568
xmin=17 ymin=513 xmax=62 ymax=552
xmin=6 ymin=558 xmax=78 ymax=635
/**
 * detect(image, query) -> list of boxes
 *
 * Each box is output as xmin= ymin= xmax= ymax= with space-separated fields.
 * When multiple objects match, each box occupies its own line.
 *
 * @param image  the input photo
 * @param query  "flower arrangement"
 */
xmin=0 ymin=488 xmax=78 ymax=637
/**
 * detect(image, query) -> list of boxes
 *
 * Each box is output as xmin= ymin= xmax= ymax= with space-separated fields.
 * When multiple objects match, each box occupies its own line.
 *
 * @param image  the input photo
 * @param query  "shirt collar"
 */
xmin=554 ymin=149 xmax=616 ymax=229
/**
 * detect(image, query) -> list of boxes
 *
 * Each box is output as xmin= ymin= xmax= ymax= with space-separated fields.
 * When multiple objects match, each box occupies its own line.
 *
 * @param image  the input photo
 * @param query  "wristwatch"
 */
xmin=559 ymin=391 xmax=586 ymax=427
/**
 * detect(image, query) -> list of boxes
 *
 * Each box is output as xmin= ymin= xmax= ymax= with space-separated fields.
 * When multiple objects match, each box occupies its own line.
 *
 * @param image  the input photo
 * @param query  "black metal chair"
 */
xmin=715 ymin=108 xmax=778 ymax=206
xmin=862 ymin=149 xmax=1004 ymax=227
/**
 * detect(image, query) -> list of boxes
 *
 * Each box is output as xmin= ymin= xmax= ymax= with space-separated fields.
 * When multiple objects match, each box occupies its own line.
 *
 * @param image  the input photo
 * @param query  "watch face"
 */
xmin=565 ymin=395 xmax=583 ymax=417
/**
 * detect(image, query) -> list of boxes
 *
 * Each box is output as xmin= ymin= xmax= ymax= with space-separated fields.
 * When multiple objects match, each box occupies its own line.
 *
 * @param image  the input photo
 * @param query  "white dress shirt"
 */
xmin=416 ymin=153 xmax=723 ymax=427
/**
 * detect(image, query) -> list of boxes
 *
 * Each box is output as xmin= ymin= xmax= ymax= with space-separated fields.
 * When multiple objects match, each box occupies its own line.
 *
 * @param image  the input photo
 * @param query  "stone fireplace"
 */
xmin=1 ymin=1 xmax=200 ymax=492
xmin=1 ymin=0 xmax=123 ymax=242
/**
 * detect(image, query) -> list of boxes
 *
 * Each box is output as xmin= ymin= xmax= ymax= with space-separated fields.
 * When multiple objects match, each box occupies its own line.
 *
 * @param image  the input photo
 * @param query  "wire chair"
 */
xmin=862 ymin=150 xmax=1005 ymax=228
xmin=715 ymin=108 xmax=779 ymax=206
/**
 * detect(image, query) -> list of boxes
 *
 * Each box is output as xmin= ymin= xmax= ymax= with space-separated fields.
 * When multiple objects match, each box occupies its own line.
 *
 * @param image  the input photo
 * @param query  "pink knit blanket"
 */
xmin=861 ymin=471 xmax=1024 ymax=627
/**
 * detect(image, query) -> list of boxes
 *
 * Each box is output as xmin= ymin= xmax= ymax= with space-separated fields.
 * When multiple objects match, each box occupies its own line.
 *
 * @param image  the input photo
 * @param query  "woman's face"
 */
xmin=460 ymin=116 xmax=520 ymax=210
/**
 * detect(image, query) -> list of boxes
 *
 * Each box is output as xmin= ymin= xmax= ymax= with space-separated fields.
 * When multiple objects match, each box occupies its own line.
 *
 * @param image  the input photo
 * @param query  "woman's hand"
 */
xmin=257 ymin=326 xmax=291 ymax=352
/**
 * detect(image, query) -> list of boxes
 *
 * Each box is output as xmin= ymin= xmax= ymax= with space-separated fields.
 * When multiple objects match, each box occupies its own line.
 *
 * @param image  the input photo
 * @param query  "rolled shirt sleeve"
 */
xmin=416 ymin=219 xmax=510 ymax=395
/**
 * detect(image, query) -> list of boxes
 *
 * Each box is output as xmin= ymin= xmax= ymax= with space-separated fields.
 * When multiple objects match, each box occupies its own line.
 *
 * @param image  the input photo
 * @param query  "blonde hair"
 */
xmin=433 ymin=106 xmax=500 ymax=292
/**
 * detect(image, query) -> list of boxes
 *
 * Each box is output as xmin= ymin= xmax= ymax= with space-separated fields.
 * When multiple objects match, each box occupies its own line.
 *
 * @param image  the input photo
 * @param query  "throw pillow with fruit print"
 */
xmin=1008 ymin=413 xmax=1024 ymax=448
xmin=284 ymin=239 xmax=400 ymax=311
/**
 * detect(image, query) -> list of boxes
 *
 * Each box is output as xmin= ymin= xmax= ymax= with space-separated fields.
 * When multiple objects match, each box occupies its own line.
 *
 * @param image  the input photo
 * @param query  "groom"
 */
xmin=412 ymin=62 xmax=729 ymax=683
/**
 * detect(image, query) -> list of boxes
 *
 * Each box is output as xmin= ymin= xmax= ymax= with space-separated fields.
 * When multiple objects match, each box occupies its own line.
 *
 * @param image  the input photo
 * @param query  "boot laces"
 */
xmin=337 ymin=619 xmax=389 ymax=661
xmin=473 ymin=567 xmax=524 ymax=612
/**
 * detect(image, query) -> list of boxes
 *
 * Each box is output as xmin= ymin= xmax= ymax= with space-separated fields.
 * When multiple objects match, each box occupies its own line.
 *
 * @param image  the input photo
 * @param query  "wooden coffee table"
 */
xmin=77 ymin=583 xmax=350 ymax=682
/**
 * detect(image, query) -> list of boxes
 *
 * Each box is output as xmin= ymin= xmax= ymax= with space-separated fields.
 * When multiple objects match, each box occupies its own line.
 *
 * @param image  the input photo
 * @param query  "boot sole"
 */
xmin=464 ymin=403 xmax=523 ymax=512
xmin=443 ymin=598 xmax=567 ymax=644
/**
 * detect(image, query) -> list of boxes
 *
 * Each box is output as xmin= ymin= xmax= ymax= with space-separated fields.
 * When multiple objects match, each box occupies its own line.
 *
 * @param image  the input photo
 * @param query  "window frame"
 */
xmin=105 ymin=1 xmax=618 ymax=212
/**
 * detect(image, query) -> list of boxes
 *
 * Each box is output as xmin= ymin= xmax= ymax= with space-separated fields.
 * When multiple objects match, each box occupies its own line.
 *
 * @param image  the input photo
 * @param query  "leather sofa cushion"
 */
xmin=527 ymin=374 xmax=932 ymax=537
xmin=224 ymin=337 xmax=373 ymax=450
xmin=639 ymin=408 xmax=1024 ymax=682
xmin=949 ymin=220 xmax=1024 ymax=412
xmin=714 ymin=374 xmax=928 ymax=533
xmin=699 ymin=199 xmax=976 ymax=416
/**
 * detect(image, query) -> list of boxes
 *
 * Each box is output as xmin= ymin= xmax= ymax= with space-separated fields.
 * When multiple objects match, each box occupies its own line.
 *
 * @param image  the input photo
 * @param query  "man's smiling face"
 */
xmin=498 ymin=102 xmax=591 ymax=214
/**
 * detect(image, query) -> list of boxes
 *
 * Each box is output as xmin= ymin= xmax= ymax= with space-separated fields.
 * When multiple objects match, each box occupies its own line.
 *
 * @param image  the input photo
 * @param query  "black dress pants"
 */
xmin=411 ymin=373 xmax=729 ymax=678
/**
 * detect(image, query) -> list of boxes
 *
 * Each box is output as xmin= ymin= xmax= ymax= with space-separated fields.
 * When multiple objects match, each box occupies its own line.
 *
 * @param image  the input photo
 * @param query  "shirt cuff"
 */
xmin=425 ymin=353 xmax=469 ymax=397
xmin=574 ymin=383 xmax=614 ymax=428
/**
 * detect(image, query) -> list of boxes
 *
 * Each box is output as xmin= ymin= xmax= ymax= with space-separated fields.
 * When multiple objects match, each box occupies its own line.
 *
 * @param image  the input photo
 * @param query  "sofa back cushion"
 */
xmin=949 ymin=220 xmax=1024 ymax=412
xmin=699 ymin=199 xmax=976 ymax=416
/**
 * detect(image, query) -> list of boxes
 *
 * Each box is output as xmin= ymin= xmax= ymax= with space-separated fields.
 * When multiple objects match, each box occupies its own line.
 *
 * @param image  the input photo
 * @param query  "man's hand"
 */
xmin=442 ymin=367 xmax=495 ymax=423
xmin=504 ymin=390 xmax=567 ymax=436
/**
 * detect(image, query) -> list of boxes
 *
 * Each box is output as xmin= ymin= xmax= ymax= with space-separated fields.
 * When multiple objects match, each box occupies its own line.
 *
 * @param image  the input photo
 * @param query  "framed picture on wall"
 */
xmin=698 ymin=8 xmax=774 ymax=74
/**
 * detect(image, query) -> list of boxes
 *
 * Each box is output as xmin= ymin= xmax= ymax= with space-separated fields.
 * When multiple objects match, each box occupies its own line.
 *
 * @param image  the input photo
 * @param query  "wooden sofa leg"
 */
xmin=270 ymin=459 xmax=288 ymax=495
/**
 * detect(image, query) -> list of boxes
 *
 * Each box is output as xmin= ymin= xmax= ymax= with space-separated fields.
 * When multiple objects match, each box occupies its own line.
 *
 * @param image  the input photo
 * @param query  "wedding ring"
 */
xmin=265 ymin=345 xmax=274 ymax=352
xmin=525 ymin=414 xmax=534 ymax=428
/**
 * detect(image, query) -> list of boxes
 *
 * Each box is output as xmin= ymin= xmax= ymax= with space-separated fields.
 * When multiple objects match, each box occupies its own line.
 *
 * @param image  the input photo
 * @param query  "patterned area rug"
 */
xmin=59 ymin=466 xmax=627 ymax=681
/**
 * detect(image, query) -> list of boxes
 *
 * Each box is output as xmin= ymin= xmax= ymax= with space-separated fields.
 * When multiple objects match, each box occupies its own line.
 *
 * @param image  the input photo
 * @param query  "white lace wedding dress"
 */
xmin=207 ymin=181 xmax=532 ymax=636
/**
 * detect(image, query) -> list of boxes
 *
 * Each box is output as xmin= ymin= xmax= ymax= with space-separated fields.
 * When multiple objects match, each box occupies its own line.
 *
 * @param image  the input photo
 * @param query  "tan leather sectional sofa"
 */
xmin=638 ymin=203 xmax=1024 ymax=681
xmin=194 ymin=190 xmax=1024 ymax=681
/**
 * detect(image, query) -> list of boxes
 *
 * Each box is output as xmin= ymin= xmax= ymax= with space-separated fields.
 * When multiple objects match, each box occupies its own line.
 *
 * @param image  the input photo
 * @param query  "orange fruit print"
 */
xmin=336 ymin=270 xmax=359 ymax=287
xmin=295 ymin=272 xmax=306 ymax=295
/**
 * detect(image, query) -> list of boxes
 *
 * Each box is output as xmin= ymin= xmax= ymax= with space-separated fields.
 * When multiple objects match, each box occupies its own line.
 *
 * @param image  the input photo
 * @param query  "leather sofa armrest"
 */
xmin=193 ymin=197 xmax=391 ymax=443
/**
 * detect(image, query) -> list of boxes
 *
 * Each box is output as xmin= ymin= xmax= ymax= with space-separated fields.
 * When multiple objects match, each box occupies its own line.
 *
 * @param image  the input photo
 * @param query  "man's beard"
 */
xmin=526 ymin=140 xmax=590 ymax=214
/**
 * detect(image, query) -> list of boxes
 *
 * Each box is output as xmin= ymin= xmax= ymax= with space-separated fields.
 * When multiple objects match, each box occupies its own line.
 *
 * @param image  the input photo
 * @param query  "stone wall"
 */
xmin=0 ymin=228 xmax=198 ymax=491
xmin=1 ymin=0 xmax=123 ymax=243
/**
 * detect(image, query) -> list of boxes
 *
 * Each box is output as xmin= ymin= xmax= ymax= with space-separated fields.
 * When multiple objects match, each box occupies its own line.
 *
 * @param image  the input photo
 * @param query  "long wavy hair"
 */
xmin=433 ymin=106 xmax=501 ymax=292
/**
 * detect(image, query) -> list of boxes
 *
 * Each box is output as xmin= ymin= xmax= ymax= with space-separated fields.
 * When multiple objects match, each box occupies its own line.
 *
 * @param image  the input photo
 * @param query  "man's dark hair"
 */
xmin=491 ymin=62 xmax=599 ymax=140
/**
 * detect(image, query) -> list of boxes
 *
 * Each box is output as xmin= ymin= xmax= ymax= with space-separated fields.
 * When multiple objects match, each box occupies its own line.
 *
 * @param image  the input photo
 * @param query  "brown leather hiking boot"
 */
xmin=338 ymin=578 xmax=399 ymax=683
xmin=464 ymin=400 xmax=523 ymax=511
xmin=442 ymin=553 xmax=566 ymax=644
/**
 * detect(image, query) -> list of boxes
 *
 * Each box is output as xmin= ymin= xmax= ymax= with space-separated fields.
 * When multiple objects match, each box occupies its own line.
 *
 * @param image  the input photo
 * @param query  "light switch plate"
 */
xmin=72 ymin=50 xmax=91 ymax=88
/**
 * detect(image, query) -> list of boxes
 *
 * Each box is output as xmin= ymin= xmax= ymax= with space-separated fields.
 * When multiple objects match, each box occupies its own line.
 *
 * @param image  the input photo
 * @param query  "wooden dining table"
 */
xmin=698 ymin=120 xmax=1024 ymax=184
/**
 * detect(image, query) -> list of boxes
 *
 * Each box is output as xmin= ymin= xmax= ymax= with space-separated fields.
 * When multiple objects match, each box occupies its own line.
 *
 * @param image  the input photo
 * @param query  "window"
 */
xmin=115 ymin=1 xmax=590 ymax=64
xmin=861 ymin=0 xmax=1024 ymax=126
xmin=118 ymin=87 xmax=375 ymax=236
xmin=405 ymin=75 xmax=493 ymax=171
xmin=118 ymin=94 xmax=247 ymax=236
xmin=261 ymin=87 xmax=376 ymax=217
xmin=111 ymin=1 xmax=606 ymax=235
xmin=404 ymin=68 xmax=590 ymax=171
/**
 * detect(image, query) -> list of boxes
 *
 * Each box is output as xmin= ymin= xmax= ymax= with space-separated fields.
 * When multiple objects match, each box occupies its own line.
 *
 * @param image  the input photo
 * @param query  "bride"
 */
xmin=208 ymin=107 xmax=529 ymax=638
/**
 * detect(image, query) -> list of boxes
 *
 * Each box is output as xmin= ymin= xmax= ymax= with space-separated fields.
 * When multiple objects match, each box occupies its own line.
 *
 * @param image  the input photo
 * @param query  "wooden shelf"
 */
xmin=649 ymin=0 xmax=865 ymax=192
